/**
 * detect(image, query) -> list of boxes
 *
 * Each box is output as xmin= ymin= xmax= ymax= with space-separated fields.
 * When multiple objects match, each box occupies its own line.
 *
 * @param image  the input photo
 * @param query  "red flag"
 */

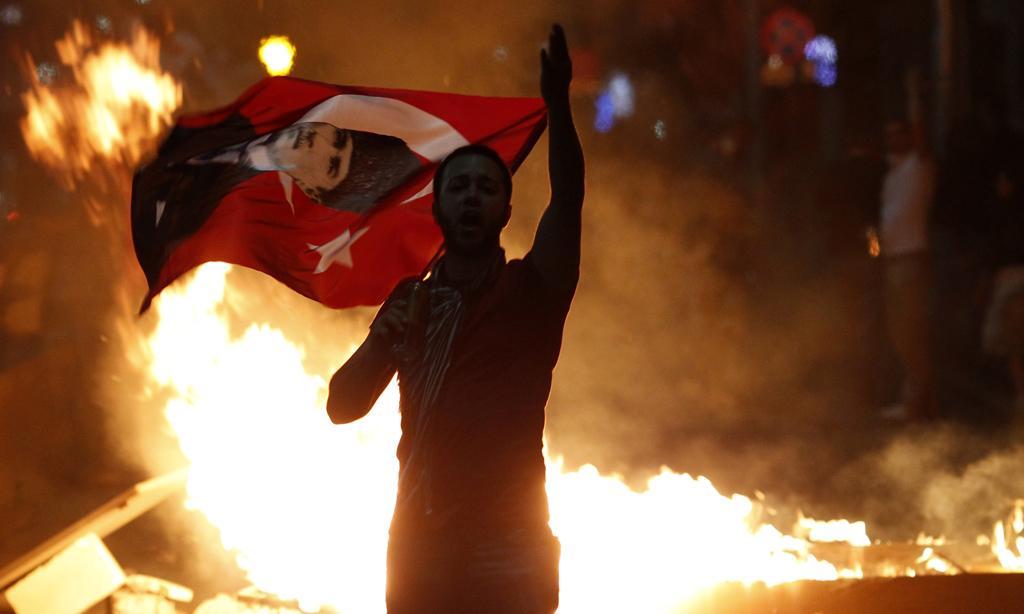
xmin=131 ymin=76 xmax=547 ymax=312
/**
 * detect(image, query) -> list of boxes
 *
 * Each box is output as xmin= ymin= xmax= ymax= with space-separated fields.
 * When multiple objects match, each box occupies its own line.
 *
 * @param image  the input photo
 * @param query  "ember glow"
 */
xmin=19 ymin=20 xmax=181 ymax=188
xmin=258 ymin=35 xmax=296 ymax=76
xmin=142 ymin=264 xmax=874 ymax=613
xmin=866 ymin=226 xmax=881 ymax=257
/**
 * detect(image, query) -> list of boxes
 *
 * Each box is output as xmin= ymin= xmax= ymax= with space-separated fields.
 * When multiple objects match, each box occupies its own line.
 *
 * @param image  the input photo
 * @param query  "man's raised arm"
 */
xmin=530 ymin=24 xmax=585 ymax=292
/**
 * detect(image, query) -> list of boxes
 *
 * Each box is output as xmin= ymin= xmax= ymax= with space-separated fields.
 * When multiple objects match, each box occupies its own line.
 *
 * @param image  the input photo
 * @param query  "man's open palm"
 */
xmin=541 ymin=24 xmax=572 ymax=103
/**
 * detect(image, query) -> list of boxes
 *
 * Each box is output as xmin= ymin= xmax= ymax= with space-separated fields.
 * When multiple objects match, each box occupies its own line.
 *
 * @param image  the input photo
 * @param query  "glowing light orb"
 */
xmin=258 ymin=35 xmax=296 ymax=77
xmin=594 ymin=92 xmax=614 ymax=133
xmin=608 ymin=72 xmax=635 ymax=118
xmin=804 ymin=35 xmax=837 ymax=65
xmin=814 ymin=63 xmax=838 ymax=87
xmin=593 ymin=72 xmax=633 ymax=134
xmin=805 ymin=35 xmax=838 ymax=87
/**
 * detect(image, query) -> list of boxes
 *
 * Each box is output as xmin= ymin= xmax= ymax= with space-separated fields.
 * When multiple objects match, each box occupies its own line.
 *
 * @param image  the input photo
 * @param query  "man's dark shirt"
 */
xmin=385 ymin=253 xmax=575 ymax=539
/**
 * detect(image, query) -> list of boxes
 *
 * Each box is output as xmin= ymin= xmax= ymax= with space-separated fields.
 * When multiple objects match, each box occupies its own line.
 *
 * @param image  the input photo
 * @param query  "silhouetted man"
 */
xmin=326 ymin=25 xmax=583 ymax=614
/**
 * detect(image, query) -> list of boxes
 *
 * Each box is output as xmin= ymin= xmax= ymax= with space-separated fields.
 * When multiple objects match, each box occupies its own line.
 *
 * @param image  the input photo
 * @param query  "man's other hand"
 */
xmin=369 ymin=298 xmax=408 ymax=350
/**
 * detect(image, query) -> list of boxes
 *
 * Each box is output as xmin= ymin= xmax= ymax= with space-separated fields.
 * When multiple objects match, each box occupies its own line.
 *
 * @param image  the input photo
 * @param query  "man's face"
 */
xmin=266 ymin=122 xmax=354 ymax=200
xmin=434 ymin=153 xmax=510 ymax=257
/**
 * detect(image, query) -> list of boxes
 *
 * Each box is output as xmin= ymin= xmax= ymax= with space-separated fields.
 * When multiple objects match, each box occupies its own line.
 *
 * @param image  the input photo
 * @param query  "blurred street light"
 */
xmin=258 ymin=36 xmax=296 ymax=77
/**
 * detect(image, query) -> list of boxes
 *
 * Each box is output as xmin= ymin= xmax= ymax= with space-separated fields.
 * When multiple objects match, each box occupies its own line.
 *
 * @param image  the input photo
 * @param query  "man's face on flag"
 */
xmin=262 ymin=122 xmax=354 ymax=201
xmin=434 ymin=153 xmax=511 ymax=256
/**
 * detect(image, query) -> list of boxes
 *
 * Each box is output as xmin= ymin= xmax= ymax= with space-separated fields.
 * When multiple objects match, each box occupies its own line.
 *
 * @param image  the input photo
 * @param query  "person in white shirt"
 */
xmin=879 ymin=117 xmax=936 ymax=420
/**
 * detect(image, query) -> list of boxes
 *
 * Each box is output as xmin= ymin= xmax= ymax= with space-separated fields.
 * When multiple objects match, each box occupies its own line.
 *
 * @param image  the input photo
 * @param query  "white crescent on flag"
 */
xmin=298 ymin=94 xmax=470 ymax=273
xmin=297 ymin=94 xmax=470 ymax=162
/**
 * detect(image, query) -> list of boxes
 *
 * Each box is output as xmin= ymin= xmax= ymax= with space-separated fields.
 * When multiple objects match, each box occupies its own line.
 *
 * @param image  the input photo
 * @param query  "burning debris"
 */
xmin=1 ymin=459 xmax=1022 ymax=613
xmin=193 ymin=587 xmax=317 ymax=614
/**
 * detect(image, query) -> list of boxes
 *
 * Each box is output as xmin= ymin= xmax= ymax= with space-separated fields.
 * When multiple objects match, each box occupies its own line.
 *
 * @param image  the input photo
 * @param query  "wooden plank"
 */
xmin=0 ymin=468 xmax=187 ymax=591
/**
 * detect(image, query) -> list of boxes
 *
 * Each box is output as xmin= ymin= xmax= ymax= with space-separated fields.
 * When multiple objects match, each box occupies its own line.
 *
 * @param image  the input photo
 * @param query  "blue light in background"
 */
xmin=608 ymin=72 xmax=634 ymax=118
xmin=594 ymin=91 xmax=615 ymax=133
xmin=815 ymin=63 xmax=838 ymax=87
xmin=804 ymin=35 xmax=837 ymax=65
xmin=804 ymin=35 xmax=838 ymax=88
xmin=593 ymin=72 xmax=634 ymax=133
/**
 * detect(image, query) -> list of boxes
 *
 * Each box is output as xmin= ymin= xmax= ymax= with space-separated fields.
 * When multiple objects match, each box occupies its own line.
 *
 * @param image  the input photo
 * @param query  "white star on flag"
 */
xmin=308 ymin=226 xmax=370 ymax=274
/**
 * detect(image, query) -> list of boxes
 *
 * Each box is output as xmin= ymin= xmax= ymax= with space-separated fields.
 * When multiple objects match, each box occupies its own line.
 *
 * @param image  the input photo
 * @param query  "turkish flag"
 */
xmin=131 ymin=76 xmax=547 ymax=312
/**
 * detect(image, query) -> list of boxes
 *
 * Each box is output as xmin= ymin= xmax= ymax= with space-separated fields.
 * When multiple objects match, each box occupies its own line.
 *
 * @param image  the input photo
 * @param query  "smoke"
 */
xmin=824 ymin=425 xmax=1024 ymax=540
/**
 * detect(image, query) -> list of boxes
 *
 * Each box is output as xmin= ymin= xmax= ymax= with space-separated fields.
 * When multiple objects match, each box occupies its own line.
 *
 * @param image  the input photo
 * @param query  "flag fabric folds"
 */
xmin=131 ymin=76 xmax=547 ymax=312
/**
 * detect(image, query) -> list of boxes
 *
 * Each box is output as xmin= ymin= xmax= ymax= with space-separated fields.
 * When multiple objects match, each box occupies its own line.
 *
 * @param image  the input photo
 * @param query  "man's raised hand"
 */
xmin=541 ymin=24 xmax=572 ymax=105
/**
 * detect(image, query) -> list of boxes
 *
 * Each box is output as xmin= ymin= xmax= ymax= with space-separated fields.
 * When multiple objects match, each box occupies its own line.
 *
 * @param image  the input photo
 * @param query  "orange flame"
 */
xmin=143 ymin=264 xmax=872 ymax=613
xmin=19 ymin=20 xmax=181 ymax=190
xmin=865 ymin=226 xmax=881 ymax=258
xmin=992 ymin=500 xmax=1024 ymax=571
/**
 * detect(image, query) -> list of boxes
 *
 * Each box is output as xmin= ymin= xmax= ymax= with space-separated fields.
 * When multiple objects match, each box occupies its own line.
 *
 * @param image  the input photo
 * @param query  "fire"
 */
xmin=19 ymin=20 xmax=181 ymax=189
xmin=865 ymin=226 xmax=881 ymax=258
xmin=258 ymin=36 xmax=296 ymax=77
xmin=796 ymin=516 xmax=871 ymax=547
xmin=142 ymin=264 xmax=398 ymax=613
xmin=143 ymin=264 xmax=874 ymax=613
xmin=992 ymin=499 xmax=1024 ymax=571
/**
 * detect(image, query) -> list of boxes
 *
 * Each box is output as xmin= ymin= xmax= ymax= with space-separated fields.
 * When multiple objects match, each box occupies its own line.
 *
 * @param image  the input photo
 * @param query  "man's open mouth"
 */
xmin=458 ymin=210 xmax=483 ymax=229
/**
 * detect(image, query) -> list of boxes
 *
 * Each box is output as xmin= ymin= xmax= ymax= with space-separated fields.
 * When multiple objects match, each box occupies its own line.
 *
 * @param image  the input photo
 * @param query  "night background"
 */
xmin=1 ymin=1 xmax=1024 ymax=612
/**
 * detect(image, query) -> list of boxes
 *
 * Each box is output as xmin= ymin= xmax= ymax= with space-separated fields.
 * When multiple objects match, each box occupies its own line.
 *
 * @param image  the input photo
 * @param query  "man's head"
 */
xmin=884 ymin=120 xmax=912 ymax=158
xmin=263 ymin=122 xmax=354 ymax=201
xmin=431 ymin=145 xmax=512 ymax=257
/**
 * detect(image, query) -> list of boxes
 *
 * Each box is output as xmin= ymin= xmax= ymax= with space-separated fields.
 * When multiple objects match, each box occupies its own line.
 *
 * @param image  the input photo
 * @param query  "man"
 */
xmin=879 ymin=113 xmax=935 ymax=421
xmin=188 ymin=120 xmax=421 ymax=213
xmin=326 ymin=24 xmax=582 ymax=613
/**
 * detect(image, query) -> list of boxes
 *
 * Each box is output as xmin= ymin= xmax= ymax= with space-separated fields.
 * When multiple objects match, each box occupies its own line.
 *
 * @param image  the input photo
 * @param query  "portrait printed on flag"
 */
xmin=186 ymin=121 xmax=421 ymax=214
